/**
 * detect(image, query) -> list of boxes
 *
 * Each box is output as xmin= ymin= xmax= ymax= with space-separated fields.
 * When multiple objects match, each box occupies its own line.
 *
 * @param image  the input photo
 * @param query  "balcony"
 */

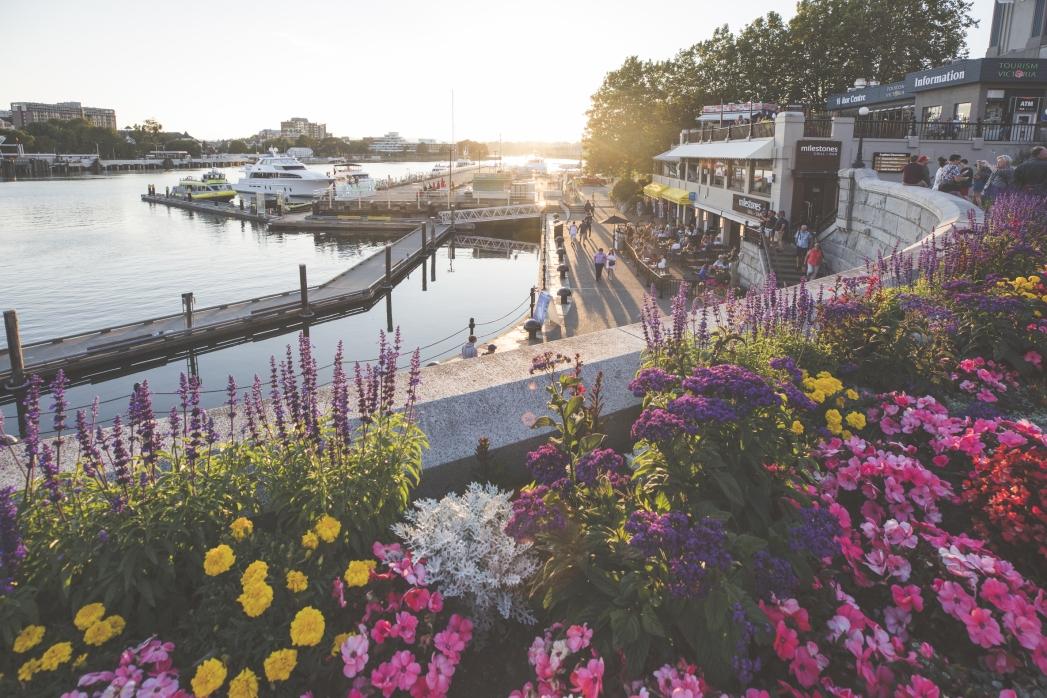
xmin=682 ymin=120 xmax=776 ymax=144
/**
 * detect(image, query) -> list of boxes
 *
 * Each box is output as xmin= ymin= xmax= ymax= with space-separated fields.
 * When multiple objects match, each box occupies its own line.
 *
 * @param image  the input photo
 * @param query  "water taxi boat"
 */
xmin=171 ymin=170 xmax=236 ymax=202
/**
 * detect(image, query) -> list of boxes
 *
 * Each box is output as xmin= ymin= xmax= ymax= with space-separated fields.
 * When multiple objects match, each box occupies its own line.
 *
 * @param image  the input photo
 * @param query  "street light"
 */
xmin=851 ymin=106 xmax=871 ymax=168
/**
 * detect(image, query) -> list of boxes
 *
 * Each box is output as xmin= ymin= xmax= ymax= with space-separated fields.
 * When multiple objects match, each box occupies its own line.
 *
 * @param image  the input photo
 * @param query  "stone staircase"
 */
xmin=765 ymin=244 xmax=806 ymax=287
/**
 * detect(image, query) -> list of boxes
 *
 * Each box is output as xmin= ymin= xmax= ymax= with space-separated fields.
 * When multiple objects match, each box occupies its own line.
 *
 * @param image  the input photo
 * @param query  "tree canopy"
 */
xmin=583 ymin=0 xmax=976 ymax=176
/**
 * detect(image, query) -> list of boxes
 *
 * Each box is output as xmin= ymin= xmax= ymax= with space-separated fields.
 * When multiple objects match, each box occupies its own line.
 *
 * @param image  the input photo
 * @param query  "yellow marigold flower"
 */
xmin=40 ymin=641 xmax=73 ymax=671
xmin=74 ymin=603 xmax=106 ymax=631
xmin=344 ymin=560 xmax=377 ymax=588
xmin=331 ymin=632 xmax=351 ymax=656
xmin=203 ymin=544 xmax=235 ymax=576
xmin=301 ymin=531 xmax=319 ymax=550
xmin=842 ymin=430 xmax=853 ymax=440
xmin=790 ymin=420 xmax=805 ymax=435
xmin=286 ymin=570 xmax=308 ymax=593
xmin=314 ymin=515 xmax=342 ymax=543
xmin=845 ymin=389 xmax=859 ymax=401
xmin=263 ymin=649 xmax=297 ymax=682
xmin=191 ymin=658 xmax=227 ymax=697
xmin=83 ymin=615 xmax=124 ymax=646
xmin=825 ymin=409 xmax=842 ymax=424
xmin=845 ymin=411 xmax=867 ymax=430
xmin=237 ymin=581 xmax=274 ymax=618
xmin=13 ymin=625 xmax=45 ymax=653
xmin=230 ymin=517 xmax=254 ymax=541
xmin=808 ymin=388 xmax=826 ymax=404
xmin=290 ymin=606 xmax=326 ymax=647
xmin=835 ymin=396 xmax=845 ymax=408
xmin=73 ymin=653 xmax=87 ymax=669
xmin=241 ymin=560 xmax=269 ymax=587
xmin=18 ymin=658 xmax=42 ymax=682
xmin=228 ymin=668 xmax=259 ymax=698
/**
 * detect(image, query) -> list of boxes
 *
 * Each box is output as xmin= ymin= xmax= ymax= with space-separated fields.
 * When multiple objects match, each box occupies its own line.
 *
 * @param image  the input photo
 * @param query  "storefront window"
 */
xmin=685 ymin=160 xmax=699 ymax=183
xmin=728 ymin=160 xmax=747 ymax=192
xmin=922 ymin=105 xmax=942 ymax=122
xmin=750 ymin=160 xmax=773 ymax=195
xmin=664 ymin=162 xmax=678 ymax=178
xmin=954 ymin=102 xmax=971 ymax=122
xmin=712 ymin=160 xmax=726 ymax=187
xmin=700 ymin=159 xmax=712 ymax=185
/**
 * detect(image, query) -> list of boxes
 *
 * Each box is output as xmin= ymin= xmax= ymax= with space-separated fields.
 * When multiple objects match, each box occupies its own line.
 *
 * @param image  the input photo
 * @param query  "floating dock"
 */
xmin=140 ymin=194 xmax=275 ymax=223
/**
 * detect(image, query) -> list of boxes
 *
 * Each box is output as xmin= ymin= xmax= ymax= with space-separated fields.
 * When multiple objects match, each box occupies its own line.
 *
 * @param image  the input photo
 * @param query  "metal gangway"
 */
xmin=452 ymin=235 xmax=539 ymax=255
xmin=439 ymin=203 xmax=543 ymax=225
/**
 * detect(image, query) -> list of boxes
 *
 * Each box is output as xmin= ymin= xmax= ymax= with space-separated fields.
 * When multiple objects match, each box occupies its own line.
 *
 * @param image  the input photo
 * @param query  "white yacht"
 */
xmin=333 ymin=163 xmax=376 ymax=199
xmin=233 ymin=150 xmax=334 ymax=201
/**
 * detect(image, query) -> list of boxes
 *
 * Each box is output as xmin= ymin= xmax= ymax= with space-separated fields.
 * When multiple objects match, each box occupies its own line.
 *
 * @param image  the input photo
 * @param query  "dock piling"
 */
xmin=182 ymin=293 xmax=195 ymax=329
xmin=299 ymin=265 xmax=313 ymax=317
xmin=386 ymin=293 xmax=393 ymax=333
xmin=3 ymin=310 xmax=27 ymax=390
xmin=385 ymin=245 xmax=392 ymax=285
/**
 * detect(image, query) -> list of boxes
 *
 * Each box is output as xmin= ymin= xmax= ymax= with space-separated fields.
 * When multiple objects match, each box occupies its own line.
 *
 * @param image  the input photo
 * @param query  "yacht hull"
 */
xmin=233 ymin=178 xmax=333 ymax=201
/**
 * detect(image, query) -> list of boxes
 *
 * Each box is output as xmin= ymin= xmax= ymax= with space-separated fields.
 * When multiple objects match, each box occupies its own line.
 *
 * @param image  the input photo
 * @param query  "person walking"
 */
xmin=606 ymin=248 xmax=617 ymax=278
xmin=902 ymin=155 xmax=930 ymax=187
xmin=461 ymin=335 xmax=478 ymax=359
xmin=793 ymin=224 xmax=813 ymax=273
xmin=774 ymin=210 xmax=790 ymax=250
xmin=971 ymin=160 xmax=993 ymax=206
xmin=584 ymin=199 xmax=594 ymax=217
xmin=569 ymin=221 xmax=579 ymax=245
xmin=984 ymin=154 xmax=1015 ymax=203
xmin=1014 ymin=145 xmax=1047 ymax=194
xmin=931 ymin=156 xmax=948 ymax=190
xmin=593 ymin=248 xmax=607 ymax=282
xmin=805 ymin=243 xmax=824 ymax=280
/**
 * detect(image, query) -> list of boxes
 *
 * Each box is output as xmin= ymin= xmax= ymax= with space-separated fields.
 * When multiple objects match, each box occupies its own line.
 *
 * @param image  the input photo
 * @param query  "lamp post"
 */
xmin=851 ymin=106 xmax=871 ymax=168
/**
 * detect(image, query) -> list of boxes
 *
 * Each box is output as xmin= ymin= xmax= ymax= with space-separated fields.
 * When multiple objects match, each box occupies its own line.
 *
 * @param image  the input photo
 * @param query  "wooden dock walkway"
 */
xmin=0 ymin=222 xmax=454 ymax=384
xmin=141 ymin=194 xmax=276 ymax=223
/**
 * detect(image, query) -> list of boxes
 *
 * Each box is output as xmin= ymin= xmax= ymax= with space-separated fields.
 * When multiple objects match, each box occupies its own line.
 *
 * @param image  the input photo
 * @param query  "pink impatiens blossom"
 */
xmin=891 ymin=584 xmax=924 ymax=613
xmin=341 ymin=634 xmax=369 ymax=679
xmin=565 ymin=624 xmax=593 ymax=653
xmin=964 ymin=607 xmax=1005 ymax=648
xmin=569 ymin=657 xmax=604 ymax=698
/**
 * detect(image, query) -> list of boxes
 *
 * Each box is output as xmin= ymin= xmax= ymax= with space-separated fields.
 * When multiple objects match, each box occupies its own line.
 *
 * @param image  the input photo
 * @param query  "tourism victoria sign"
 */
xmin=732 ymin=194 xmax=770 ymax=218
xmin=794 ymin=141 xmax=842 ymax=172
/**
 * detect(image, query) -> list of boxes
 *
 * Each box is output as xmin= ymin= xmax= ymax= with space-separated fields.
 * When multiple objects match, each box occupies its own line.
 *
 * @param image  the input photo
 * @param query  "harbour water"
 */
xmin=0 ymin=159 xmax=573 ymax=431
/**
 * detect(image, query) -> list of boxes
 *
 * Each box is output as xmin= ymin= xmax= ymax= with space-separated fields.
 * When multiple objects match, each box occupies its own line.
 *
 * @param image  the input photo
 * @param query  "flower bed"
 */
xmin=1 ymin=193 xmax=1045 ymax=695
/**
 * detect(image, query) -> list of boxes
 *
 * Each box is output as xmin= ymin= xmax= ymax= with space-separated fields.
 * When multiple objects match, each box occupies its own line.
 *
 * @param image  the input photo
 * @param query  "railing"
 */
xmin=803 ymin=119 xmax=832 ymax=138
xmin=855 ymin=119 xmax=1047 ymax=144
xmin=683 ymin=121 xmax=776 ymax=144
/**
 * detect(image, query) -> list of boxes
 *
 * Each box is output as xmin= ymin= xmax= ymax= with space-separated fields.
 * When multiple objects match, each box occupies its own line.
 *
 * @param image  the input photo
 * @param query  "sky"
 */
xmin=3 ymin=0 xmax=994 ymax=143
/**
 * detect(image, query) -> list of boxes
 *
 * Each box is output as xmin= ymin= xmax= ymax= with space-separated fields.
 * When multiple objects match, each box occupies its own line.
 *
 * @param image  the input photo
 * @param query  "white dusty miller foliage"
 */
xmin=391 ymin=482 xmax=538 ymax=633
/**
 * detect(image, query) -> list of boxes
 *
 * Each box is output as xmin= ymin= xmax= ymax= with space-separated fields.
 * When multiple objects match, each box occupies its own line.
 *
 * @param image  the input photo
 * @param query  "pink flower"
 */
xmin=979 ymin=578 xmax=1012 ymax=611
xmin=371 ymin=660 xmax=399 ymax=698
xmin=1002 ymin=611 xmax=1042 ymax=650
xmin=964 ymin=607 xmax=1005 ymax=648
xmin=1024 ymin=350 xmax=1042 ymax=368
xmin=424 ymin=652 xmax=456 ymax=695
xmin=434 ymin=630 xmax=466 ymax=663
xmin=332 ymin=577 xmax=347 ymax=608
xmin=342 ymin=634 xmax=369 ymax=678
xmin=773 ymin=621 xmax=799 ymax=660
xmin=891 ymin=584 xmax=924 ymax=613
xmin=390 ymin=650 xmax=421 ymax=691
xmin=936 ymin=580 xmax=975 ymax=617
xmin=371 ymin=619 xmax=395 ymax=644
xmin=1000 ymin=690 xmax=1018 ymax=698
xmin=372 ymin=541 xmax=403 ymax=561
xmin=569 ymin=658 xmax=604 ymax=698
xmin=394 ymin=558 xmax=427 ymax=585
xmin=904 ymin=675 xmax=940 ymax=697
xmin=428 ymin=591 xmax=444 ymax=613
xmin=396 ymin=611 xmax=419 ymax=644
xmin=566 ymin=624 xmax=593 ymax=653
xmin=788 ymin=642 xmax=824 ymax=688
xmin=402 ymin=588 xmax=431 ymax=613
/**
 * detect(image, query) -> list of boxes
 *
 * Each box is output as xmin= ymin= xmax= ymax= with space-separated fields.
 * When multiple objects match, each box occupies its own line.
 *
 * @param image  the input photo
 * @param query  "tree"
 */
xmin=166 ymin=139 xmax=201 ymax=158
xmin=141 ymin=118 xmax=163 ymax=151
xmin=227 ymin=139 xmax=249 ymax=153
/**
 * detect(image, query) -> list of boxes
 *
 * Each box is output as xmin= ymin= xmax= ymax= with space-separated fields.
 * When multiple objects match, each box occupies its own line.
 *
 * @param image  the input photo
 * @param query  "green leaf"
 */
xmin=711 ymin=470 xmax=744 ymax=508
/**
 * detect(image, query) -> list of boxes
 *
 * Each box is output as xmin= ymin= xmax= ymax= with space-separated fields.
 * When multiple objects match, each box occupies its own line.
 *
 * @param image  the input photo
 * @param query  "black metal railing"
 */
xmin=854 ymin=119 xmax=1046 ymax=144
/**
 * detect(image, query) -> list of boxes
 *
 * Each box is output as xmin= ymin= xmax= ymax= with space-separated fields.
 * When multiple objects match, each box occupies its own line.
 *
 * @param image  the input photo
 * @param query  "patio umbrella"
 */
xmin=601 ymin=214 xmax=630 ymax=225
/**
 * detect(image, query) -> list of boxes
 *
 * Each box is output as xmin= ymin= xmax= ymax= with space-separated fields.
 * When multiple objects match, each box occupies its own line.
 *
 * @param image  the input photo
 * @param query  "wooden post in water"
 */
xmin=182 ymin=293 xmax=194 ymax=329
xmin=385 ymin=245 xmax=392 ymax=285
xmin=430 ymin=249 xmax=436 ymax=282
xmin=299 ymin=264 xmax=313 ymax=317
xmin=3 ymin=310 xmax=26 ymax=391
xmin=386 ymin=292 xmax=393 ymax=333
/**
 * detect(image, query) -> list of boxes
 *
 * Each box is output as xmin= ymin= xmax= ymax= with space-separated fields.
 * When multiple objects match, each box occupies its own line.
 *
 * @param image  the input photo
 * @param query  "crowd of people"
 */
xmin=900 ymin=144 xmax=1047 ymax=205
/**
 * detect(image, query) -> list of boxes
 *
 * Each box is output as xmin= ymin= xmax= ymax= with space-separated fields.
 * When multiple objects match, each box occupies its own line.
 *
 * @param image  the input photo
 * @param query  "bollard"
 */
xmin=181 ymin=292 xmax=195 ymax=329
xmin=468 ymin=317 xmax=476 ymax=336
xmin=524 ymin=318 xmax=541 ymax=340
xmin=385 ymin=245 xmax=392 ymax=284
xmin=299 ymin=264 xmax=313 ymax=317
xmin=3 ymin=310 xmax=26 ymax=391
xmin=530 ymin=287 xmax=536 ymax=317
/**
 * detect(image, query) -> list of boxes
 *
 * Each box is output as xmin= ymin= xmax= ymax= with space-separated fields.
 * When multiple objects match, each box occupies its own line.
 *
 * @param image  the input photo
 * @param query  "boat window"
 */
xmin=279 ymin=165 xmax=307 ymax=170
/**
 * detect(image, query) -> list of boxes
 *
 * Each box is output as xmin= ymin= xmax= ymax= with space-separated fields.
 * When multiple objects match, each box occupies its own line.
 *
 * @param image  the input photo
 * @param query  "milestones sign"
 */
xmin=794 ymin=140 xmax=842 ymax=172
xmin=732 ymin=194 xmax=770 ymax=219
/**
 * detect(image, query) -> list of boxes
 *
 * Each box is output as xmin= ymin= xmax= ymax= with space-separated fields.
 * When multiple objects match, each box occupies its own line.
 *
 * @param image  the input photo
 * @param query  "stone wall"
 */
xmin=737 ymin=239 xmax=766 ymax=289
xmin=823 ymin=168 xmax=984 ymax=272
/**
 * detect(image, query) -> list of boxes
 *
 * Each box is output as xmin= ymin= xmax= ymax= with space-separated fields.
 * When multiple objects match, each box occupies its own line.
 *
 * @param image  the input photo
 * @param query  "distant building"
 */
xmin=280 ymin=117 xmax=327 ymax=140
xmin=254 ymin=128 xmax=283 ymax=142
xmin=9 ymin=101 xmax=117 ymax=129
xmin=369 ymin=131 xmax=411 ymax=153
xmin=986 ymin=0 xmax=1047 ymax=59
xmin=287 ymin=147 xmax=314 ymax=158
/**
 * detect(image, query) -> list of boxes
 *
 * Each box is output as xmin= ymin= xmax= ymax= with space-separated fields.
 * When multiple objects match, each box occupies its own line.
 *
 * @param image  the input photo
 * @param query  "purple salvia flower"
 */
xmin=242 ymin=389 xmax=259 ymax=443
xmin=226 ymin=376 xmax=238 ymax=443
xmin=332 ymin=342 xmax=348 ymax=443
xmin=405 ymin=347 xmax=422 ymax=418
xmin=297 ymin=333 xmax=319 ymax=438
xmin=110 ymin=416 xmax=131 ymax=489
xmin=38 ymin=443 xmax=62 ymax=505
xmin=281 ymin=347 xmax=302 ymax=429
xmin=134 ymin=382 xmax=160 ymax=476
xmin=0 ymin=486 xmax=26 ymax=595
xmin=75 ymin=407 xmax=103 ymax=480
xmin=269 ymin=357 xmax=287 ymax=443
xmin=49 ymin=369 xmax=68 ymax=436
xmin=21 ymin=375 xmax=42 ymax=468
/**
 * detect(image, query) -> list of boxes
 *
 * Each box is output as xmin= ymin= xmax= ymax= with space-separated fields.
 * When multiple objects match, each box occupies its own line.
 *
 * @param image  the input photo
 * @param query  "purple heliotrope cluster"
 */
xmin=667 ymin=395 xmax=738 ymax=430
xmin=681 ymin=364 xmax=779 ymax=418
xmin=526 ymin=444 xmax=570 ymax=485
xmin=751 ymin=549 xmax=798 ymax=602
xmin=574 ymin=448 xmax=625 ymax=486
xmin=625 ymin=511 xmax=733 ymax=598
xmin=630 ymin=408 xmax=687 ymax=443
xmin=787 ymin=507 xmax=841 ymax=561
xmin=627 ymin=368 xmax=679 ymax=398
xmin=505 ymin=485 xmax=565 ymax=542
